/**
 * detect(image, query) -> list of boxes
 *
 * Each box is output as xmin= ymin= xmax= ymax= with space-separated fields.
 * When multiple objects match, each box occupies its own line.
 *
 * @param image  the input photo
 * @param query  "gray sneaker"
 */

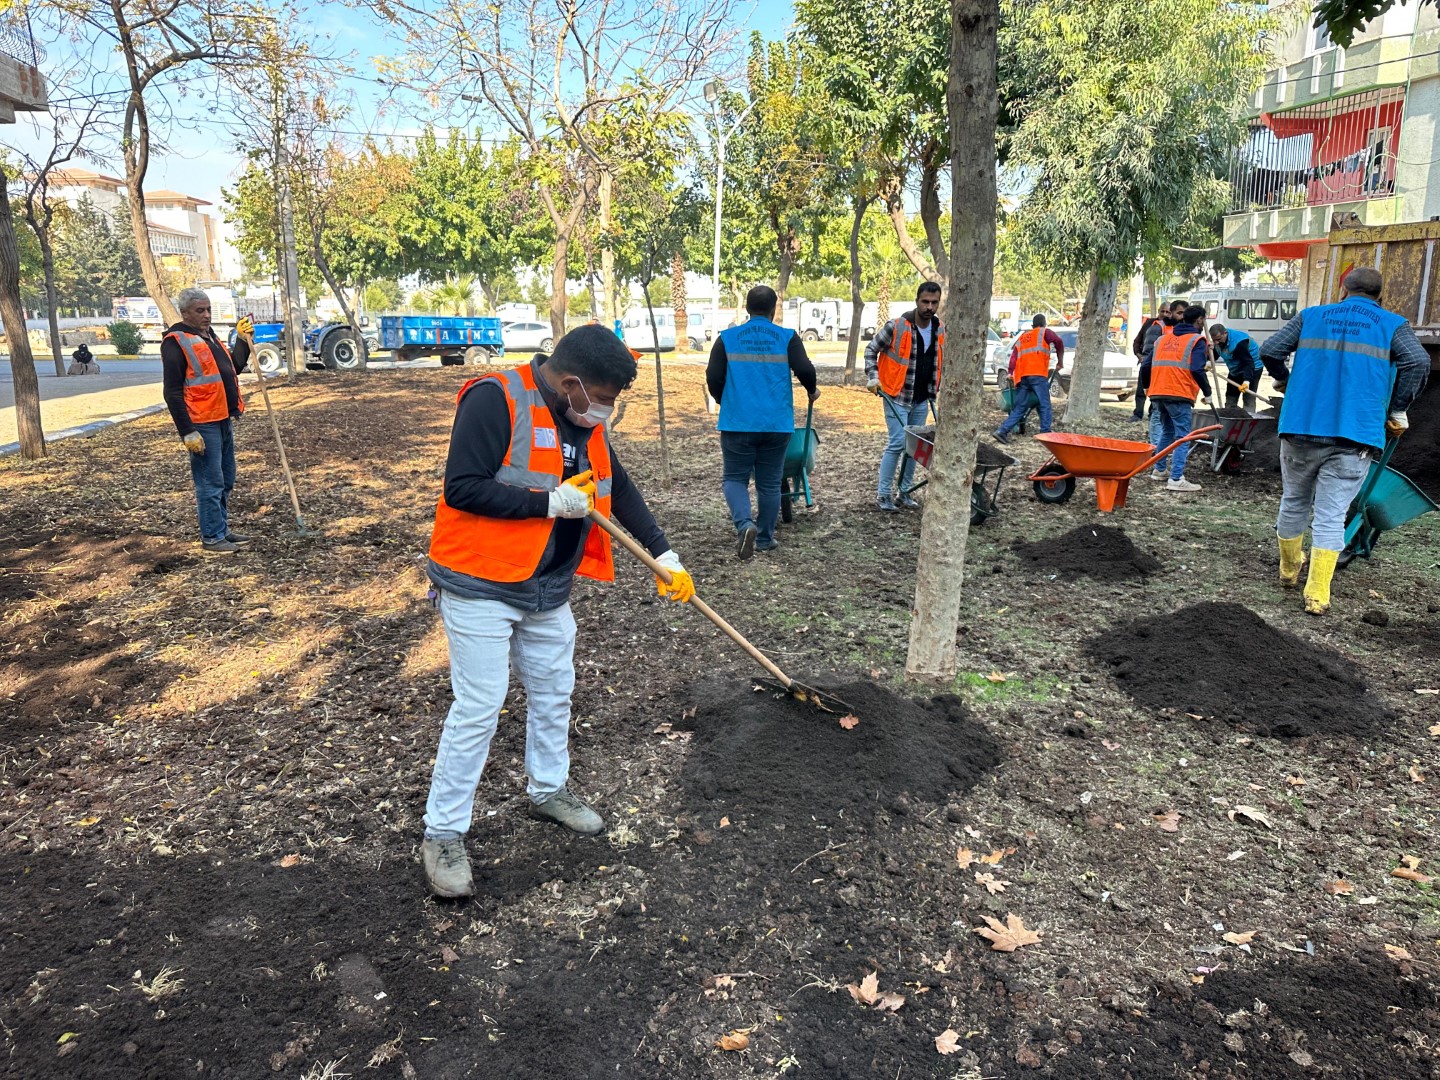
xmin=201 ymin=539 xmax=239 ymax=554
xmin=529 ymin=788 xmax=604 ymax=835
xmin=421 ymin=837 xmax=474 ymax=898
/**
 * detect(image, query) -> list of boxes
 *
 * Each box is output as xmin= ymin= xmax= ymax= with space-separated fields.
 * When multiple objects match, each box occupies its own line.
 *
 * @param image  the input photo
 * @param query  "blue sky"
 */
xmin=8 ymin=1 xmax=797 ymax=212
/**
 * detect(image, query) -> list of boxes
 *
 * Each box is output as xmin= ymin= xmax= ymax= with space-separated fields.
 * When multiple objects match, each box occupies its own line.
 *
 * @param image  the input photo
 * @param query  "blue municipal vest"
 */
xmin=717 ymin=317 xmax=797 ymax=433
xmin=1217 ymin=329 xmax=1256 ymax=373
xmin=1279 ymin=296 xmax=1403 ymax=447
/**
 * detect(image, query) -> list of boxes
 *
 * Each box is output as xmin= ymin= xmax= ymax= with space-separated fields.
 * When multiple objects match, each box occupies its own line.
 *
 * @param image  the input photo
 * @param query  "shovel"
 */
xmin=586 ymin=509 xmax=853 ymax=714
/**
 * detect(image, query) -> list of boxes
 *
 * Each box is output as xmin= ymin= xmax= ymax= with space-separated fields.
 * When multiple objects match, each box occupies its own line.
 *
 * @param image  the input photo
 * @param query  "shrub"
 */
xmin=107 ymin=320 xmax=143 ymax=355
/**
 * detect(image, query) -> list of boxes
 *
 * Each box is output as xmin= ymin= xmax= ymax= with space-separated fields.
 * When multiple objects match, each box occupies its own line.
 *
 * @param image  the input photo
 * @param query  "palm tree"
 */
xmin=429 ymin=273 xmax=478 ymax=316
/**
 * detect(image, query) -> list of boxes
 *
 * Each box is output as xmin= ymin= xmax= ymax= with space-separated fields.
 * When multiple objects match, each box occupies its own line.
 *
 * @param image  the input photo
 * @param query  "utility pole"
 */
xmin=703 ymin=80 xmax=756 ymax=353
xmin=269 ymin=63 xmax=305 ymax=376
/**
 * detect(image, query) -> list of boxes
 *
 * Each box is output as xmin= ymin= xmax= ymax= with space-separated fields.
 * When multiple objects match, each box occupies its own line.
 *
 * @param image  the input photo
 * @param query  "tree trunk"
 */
xmin=642 ymin=282 xmax=671 ymax=486
xmin=599 ymin=169 xmax=618 ymax=326
xmin=671 ymin=253 xmax=688 ymax=350
xmin=845 ymin=193 xmax=867 ymax=385
xmin=771 ymin=214 xmax=800 ymax=323
xmin=549 ymin=236 xmax=570 ymax=344
xmin=919 ymin=142 xmax=951 ymax=280
xmin=878 ymin=271 xmax=891 ymax=326
xmin=121 ymin=172 xmax=178 ymax=329
xmin=40 ymin=233 xmax=64 ymax=377
xmin=1064 ymin=269 xmax=1118 ymax=423
xmin=905 ymin=0 xmax=999 ymax=681
xmin=882 ymin=173 xmax=939 ymax=282
xmin=0 ymin=173 xmax=45 ymax=458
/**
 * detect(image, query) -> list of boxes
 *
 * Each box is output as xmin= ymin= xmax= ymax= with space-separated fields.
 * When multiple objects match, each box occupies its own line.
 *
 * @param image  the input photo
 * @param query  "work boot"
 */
xmin=1277 ymin=534 xmax=1306 ymax=588
xmin=225 ymin=532 xmax=253 ymax=545
xmin=876 ymin=495 xmax=900 ymax=512
xmin=1303 ymin=548 xmax=1340 ymax=615
xmin=898 ymin=493 xmax=922 ymax=510
xmin=736 ymin=523 xmax=757 ymax=561
xmin=992 ymin=429 xmax=1011 ymax=445
xmin=1166 ymin=478 xmax=1201 ymax=492
xmin=421 ymin=836 xmax=474 ymax=898
xmin=201 ymin=539 xmax=239 ymax=554
xmin=529 ymin=788 xmax=604 ymax=835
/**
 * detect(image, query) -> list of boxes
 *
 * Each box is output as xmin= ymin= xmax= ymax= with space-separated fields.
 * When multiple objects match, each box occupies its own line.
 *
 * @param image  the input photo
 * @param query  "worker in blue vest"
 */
xmin=1259 ymin=267 xmax=1429 ymax=615
xmin=706 ymin=286 xmax=819 ymax=559
xmin=1207 ymin=323 xmax=1261 ymax=411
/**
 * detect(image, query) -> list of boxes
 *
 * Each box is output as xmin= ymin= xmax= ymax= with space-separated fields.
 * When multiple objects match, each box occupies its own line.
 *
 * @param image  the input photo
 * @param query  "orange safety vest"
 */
xmin=1149 ymin=331 xmax=1200 ymax=400
xmin=1012 ymin=327 xmax=1051 ymax=379
xmin=428 ymin=365 xmax=615 ymax=584
xmin=876 ymin=317 xmax=945 ymax=397
xmin=167 ymin=329 xmax=242 ymax=425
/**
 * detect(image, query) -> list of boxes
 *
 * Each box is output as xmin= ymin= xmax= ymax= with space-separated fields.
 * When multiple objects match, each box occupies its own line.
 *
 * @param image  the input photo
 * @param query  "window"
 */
xmin=1280 ymin=300 xmax=1297 ymax=319
xmin=1248 ymin=300 xmax=1278 ymax=320
xmin=1227 ymin=299 xmax=1247 ymax=320
xmin=1205 ymin=301 xmax=1220 ymax=318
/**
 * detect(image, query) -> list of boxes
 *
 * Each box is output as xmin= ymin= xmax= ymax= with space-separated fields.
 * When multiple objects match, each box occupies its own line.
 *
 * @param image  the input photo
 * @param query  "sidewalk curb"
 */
xmin=0 ymin=403 xmax=168 ymax=460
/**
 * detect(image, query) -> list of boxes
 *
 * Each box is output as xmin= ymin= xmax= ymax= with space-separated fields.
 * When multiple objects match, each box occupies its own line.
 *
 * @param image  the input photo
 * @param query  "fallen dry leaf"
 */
xmin=1153 ymin=810 xmax=1181 ymax=833
xmin=713 ymin=975 xmax=736 ymax=990
xmin=1102 ymin=739 xmax=1120 ymax=751
xmin=838 ymin=714 xmax=859 ymax=730
xmin=1391 ymin=867 xmax=1435 ymax=884
xmin=1384 ymin=944 xmax=1414 ymax=961
xmin=956 ymin=848 xmax=976 ymax=869
xmin=719 ymin=817 xmax=730 ymax=828
xmin=963 ymin=825 xmax=982 ymax=839
xmin=847 ymin=971 xmax=880 ymax=1005
xmin=935 ymin=1029 xmax=961 ymax=1056
xmin=984 ymin=670 xmax=1007 ymax=683
xmin=973 ymin=913 xmax=1042 ymax=952
xmin=1228 ymin=805 xmax=1274 ymax=829
xmin=1401 ymin=855 xmax=1423 ymax=870
xmin=873 ymin=991 xmax=905 ymax=1012
xmin=72 ymin=816 xmax=100 ymax=828
xmin=1408 ymin=765 xmax=1426 ymax=783
xmin=1323 ymin=879 xmax=1355 ymax=896
xmin=279 ymin=854 xmax=302 ymax=868
xmin=440 ymin=946 xmax=459 ymax=964
xmin=1222 ymin=930 xmax=1256 ymax=945
xmin=1428 ymin=722 xmax=1440 ymax=736
xmin=1286 ymin=776 xmax=1306 ymax=787
xmin=975 ymin=872 xmax=1010 ymax=895
xmin=715 ymin=1031 xmax=749 ymax=1052
xmin=979 ymin=847 xmax=1015 ymax=866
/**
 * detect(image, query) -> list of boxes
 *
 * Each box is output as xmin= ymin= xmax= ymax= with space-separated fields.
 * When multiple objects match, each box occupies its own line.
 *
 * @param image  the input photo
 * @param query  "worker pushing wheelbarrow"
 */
xmin=884 ymin=395 xmax=1021 ymax=526
xmin=1029 ymin=426 xmax=1221 ymax=512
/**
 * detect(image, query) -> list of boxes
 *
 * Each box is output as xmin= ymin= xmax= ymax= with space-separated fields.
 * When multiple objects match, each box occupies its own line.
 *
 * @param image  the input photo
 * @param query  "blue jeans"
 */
xmin=188 ymin=419 xmax=235 ymax=543
xmin=879 ymin=394 xmax=931 ymax=497
xmin=721 ymin=430 xmax=790 ymax=547
xmin=1149 ymin=400 xmax=1195 ymax=479
xmin=424 ymin=592 xmax=577 ymax=838
xmin=997 ymin=375 xmax=1052 ymax=435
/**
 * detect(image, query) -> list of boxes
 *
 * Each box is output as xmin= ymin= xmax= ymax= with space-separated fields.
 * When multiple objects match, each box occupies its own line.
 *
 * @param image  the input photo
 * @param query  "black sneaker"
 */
xmin=992 ymin=429 xmax=1012 ymax=445
xmin=225 ymin=532 xmax=253 ymax=545
xmin=736 ymin=524 xmax=757 ymax=560
xmin=201 ymin=539 xmax=239 ymax=554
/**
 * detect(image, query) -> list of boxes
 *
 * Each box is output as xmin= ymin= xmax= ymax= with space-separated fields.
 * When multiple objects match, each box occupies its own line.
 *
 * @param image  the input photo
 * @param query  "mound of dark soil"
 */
xmin=678 ymin=679 xmax=1002 ymax=825
xmin=1087 ymin=601 xmax=1396 ymax=738
xmin=1011 ymin=524 xmax=1161 ymax=582
xmin=1040 ymin=955 xmax=1440 ymax=1078
xmin=1390 ymin=379 xmax=1440 ymax=499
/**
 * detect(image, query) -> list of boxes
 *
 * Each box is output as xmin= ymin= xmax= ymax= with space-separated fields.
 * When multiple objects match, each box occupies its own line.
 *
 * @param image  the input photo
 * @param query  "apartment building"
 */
xmin=1224 ymin=4 xmax=1440 ymax=304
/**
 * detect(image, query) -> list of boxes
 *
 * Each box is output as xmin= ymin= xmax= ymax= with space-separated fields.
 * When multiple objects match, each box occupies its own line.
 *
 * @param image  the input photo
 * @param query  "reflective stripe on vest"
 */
xmin=717 ymin=318 xmax=797 ymax=433
xmin=1149 ymin=331 xmax=1200 ymax=399
xmin=1013 ymin=327 xmax=1049 ymax=379
xmin=1279 ymin=299 xmax=1403 ymax=446
xmin=166 ymin=330 xmax=237 ymax=424
xmin=428 ymin=364 xmax=616 ymax=584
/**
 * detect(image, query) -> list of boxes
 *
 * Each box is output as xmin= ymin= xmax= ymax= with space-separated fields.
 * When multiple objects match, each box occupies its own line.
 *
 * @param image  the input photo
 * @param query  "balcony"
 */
xmin=1223 ymin=87 xmax=1405 ymax=256
xmin=0 ymin=15 xmax=47 ymax=123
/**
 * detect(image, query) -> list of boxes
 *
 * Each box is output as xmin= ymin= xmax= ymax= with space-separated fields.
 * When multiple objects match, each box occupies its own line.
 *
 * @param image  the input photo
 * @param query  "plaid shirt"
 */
xmin=864 ymin=311 xmax=942 ymax=407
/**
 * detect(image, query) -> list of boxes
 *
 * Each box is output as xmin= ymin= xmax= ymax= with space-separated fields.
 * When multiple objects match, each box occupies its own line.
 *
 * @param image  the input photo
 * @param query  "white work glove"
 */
xmin=547 ymin=483 xmax=591 ymax=519
xmin=1386 ymin=411 xmax=1408 ymax=437
xmin=1200 ymin=395 xmax=1212 ymax=406
xmin=866 ymin=378 xmax=880 ymax=395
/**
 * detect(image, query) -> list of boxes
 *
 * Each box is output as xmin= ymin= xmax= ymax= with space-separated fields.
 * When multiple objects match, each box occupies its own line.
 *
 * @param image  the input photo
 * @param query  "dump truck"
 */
xmin=1316 ymin=217 xmax=1440 ymax=371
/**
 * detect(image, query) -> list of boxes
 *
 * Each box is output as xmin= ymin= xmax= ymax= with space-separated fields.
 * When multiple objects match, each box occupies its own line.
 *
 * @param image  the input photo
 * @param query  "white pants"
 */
xmin=423 ymin=592 xmax=577 ymax=839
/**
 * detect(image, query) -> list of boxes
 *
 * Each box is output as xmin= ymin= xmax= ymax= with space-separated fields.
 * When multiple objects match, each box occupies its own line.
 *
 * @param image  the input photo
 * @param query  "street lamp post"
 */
xmin=704 ymin=80 xmax=756 ymax=351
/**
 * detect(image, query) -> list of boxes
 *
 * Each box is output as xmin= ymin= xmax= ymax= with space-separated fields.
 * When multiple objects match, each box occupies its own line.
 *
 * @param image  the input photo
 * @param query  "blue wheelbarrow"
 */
xmin=1339 ymin=435 xmax=1439 ymax=566
xmin=779 ymin=400 xmax=819 ymax=524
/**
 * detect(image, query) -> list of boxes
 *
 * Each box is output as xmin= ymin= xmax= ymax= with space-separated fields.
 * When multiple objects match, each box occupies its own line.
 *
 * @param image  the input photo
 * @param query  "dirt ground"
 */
xmin=1 ymin=362 xmax=1437 ymax=1079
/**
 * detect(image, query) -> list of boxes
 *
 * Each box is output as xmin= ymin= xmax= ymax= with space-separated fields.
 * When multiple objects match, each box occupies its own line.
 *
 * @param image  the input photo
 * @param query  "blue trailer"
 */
xmin=377 ymin=316 xmax=506 ymax=366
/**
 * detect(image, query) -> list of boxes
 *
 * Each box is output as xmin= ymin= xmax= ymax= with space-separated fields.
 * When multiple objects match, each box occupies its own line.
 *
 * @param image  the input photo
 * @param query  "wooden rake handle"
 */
xmin=585 ymin=509 xmax=796 ymax=689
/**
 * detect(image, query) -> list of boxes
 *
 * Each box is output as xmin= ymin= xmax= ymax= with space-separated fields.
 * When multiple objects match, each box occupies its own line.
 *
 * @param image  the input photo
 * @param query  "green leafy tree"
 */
xmin=1312 ymin=0 xmax=1430 ymax=46
xmin=363 ymin=279 xmax=403 ymax=312
xmin=1003 ymin=0 xmax=1272 ymax=420
xmin=49 ymin=199 xmax=146 ymax=313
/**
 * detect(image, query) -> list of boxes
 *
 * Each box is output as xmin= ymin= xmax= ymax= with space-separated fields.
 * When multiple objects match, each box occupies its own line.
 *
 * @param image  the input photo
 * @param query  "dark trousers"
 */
xmin=720 ymin=431 xmax=789 ymax=547
xmin=188 ymin=419 xmax=235 ymax=543
xmin=1132 ymin=365 xmax=1150 ymax=418
xmin=1224 ymin=366 xmax=1261 ymax=411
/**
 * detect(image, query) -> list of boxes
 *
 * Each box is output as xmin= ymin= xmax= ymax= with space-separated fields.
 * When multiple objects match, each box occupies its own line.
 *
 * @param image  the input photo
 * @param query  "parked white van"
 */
xmin=1187 ymin=286 xmax=1297 ymax=346
xmin=621 ymin=306 xmax=678 ymax=351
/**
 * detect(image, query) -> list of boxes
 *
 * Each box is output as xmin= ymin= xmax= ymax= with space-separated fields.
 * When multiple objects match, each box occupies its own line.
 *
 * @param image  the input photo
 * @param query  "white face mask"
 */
xmin=564 ymin=380 xmax=613 ymax=428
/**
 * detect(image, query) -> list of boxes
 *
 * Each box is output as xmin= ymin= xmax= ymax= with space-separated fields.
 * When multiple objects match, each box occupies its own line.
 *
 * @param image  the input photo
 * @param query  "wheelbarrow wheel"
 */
xmin=780 ymin=479 xmax=794 ymax=524
xmin=1219 ymin=450 xmax=1244 ymax=475
xmin=1032 ymin=463 xmax=1076 ymax=505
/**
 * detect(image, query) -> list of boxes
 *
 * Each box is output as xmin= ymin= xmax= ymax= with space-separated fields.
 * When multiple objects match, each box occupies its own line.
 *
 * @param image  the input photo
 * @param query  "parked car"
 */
xmin=1050 ymin=328 xmax=1136 ymax=397
xmin=981 ymin=328 xmax=1009 ymax=384
xmin=503 ymin=321 xmax=555 ymax=354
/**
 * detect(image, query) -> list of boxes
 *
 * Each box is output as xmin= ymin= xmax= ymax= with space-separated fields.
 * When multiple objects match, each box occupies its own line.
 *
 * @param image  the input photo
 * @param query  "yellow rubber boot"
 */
xmin=1277 ymin=535 xmax=1306 ymax=588
xmin=1303 ymin=548 xmax=1340 ymax=615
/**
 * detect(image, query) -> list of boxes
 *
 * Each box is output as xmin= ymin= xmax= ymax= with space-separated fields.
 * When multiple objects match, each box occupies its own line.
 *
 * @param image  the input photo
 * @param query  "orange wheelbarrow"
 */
xmin=1028 ymin=426 xmax=1221 ymax=512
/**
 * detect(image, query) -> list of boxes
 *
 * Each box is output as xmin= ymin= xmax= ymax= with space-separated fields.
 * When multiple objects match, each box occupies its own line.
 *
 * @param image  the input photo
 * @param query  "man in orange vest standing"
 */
xmin=865 ymin=282 xmax=944 ymax=511
xmin=993 ymin=314 xmax=1063 ymax=444
xmin=161 ymin=288 xmax=253 ymax=554
xmin=421 ymin=325 xmax=695 ymax=898
xmin=1146 ymin=304 xmax=1213 ymax=491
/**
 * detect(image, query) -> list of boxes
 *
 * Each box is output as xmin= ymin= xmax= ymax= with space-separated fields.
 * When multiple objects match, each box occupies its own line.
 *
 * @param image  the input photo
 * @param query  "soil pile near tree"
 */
xmin=1390 ymin=379 xmax=1440 ymax=499
xmin=1087 ymin=602 xmax=1395 ymax=737
xmin=1011 ymin=524 xmax=1161 ymax=582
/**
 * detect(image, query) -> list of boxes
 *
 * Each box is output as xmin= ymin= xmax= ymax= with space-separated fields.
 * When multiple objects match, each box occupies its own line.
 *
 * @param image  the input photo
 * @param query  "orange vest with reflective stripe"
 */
xmin=1149 ymin=331 xmax=1200 ymax=400
xmin=877 ymin=317 xmax=945 ymax=397
xmin=1012 ymin=327 xmax=1050 ymax=379
xmin=428 ymin=365 xmax=615 ymax=584
xmin=166 ymin=330 xmax=242 ymax=424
